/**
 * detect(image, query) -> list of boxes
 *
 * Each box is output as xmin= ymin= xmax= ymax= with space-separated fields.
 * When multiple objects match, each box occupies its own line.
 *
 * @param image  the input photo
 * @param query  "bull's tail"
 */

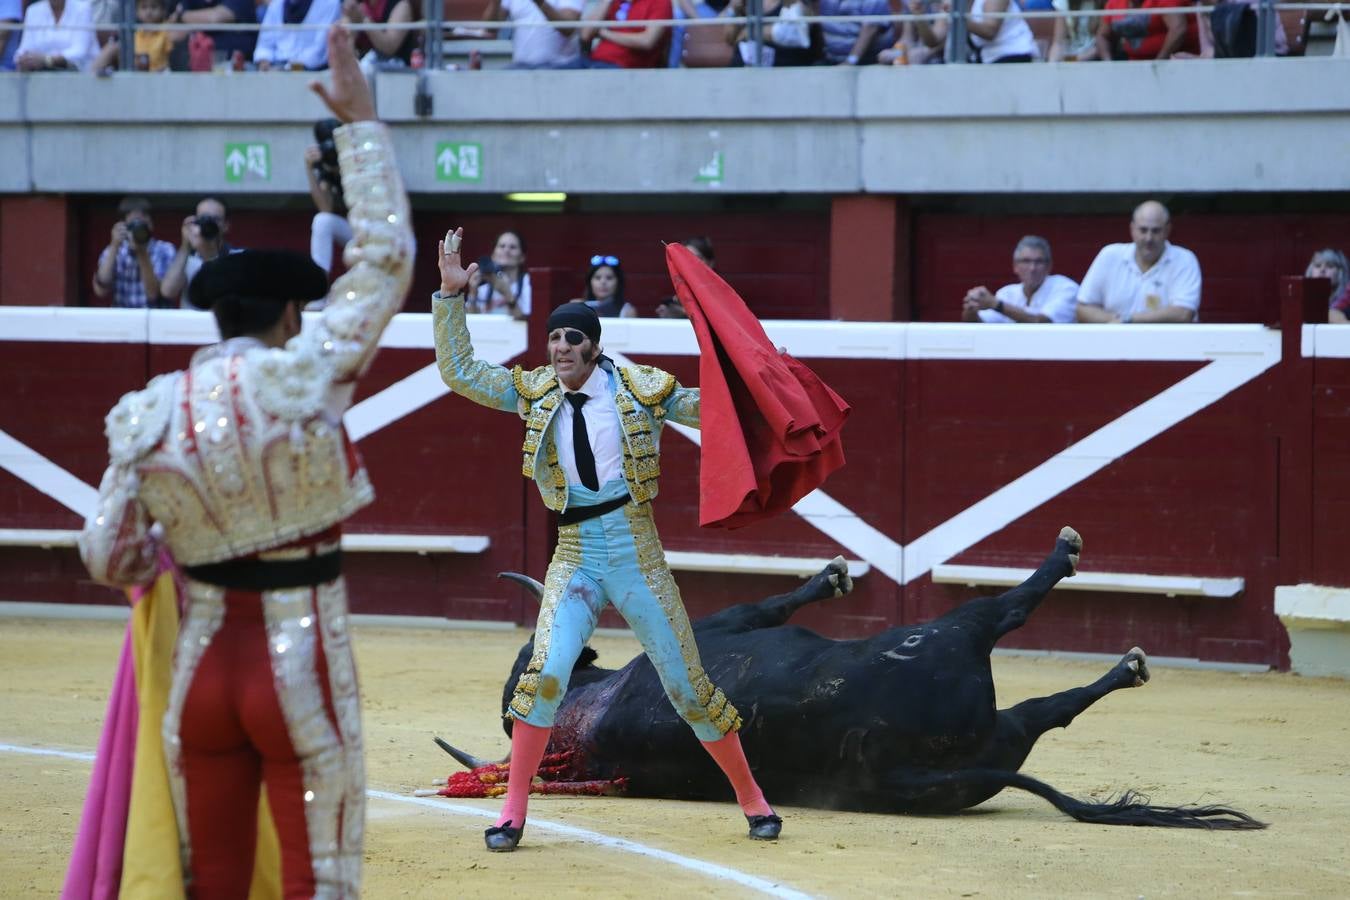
xmin=897 ymin=769 xmax=1267 ymax=830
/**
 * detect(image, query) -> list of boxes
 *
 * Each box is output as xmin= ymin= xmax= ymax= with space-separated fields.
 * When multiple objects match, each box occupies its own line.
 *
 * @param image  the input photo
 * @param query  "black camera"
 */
xmin=129 ymin=220 xmax=151 ymax=245
xmin=314 ymin=118 xmax=341 ymax=171
xmin=196 ymin=215 xmax=221 ymax=241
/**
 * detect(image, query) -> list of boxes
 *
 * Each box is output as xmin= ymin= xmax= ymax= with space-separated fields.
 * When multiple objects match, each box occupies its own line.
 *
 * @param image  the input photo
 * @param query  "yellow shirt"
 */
xmin=134 ymin=30 xmax=172 ymax=72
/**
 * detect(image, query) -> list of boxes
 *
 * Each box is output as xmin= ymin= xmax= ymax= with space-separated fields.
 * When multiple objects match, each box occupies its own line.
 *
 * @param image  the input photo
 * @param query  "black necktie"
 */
xmin=566 ymin=392 xmax=600 ymax=490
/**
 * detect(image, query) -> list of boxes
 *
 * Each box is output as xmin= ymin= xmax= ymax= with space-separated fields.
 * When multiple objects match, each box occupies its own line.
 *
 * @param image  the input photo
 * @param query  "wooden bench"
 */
xmin=0 ymin=529 xmax=491 ymax=556
xmin=664 ymin=550 xmax=869 ymax=578
xmin=932 ymin=563 xmax=1243 ymax=598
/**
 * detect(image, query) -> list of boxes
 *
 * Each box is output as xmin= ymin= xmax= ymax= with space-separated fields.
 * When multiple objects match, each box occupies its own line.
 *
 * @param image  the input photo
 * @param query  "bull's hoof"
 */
xmin=747 ymin=813 xmax=782 ymax=840
xmin=1122 ymin=646 xmax=1150 ymax=687
xmin=485 ymin=821 xmax=524 ymax=852
xmin=827 ymin=556 xmax=854 ymax=597
xmin=1057 ymin=526 xmax=1083 ymax=576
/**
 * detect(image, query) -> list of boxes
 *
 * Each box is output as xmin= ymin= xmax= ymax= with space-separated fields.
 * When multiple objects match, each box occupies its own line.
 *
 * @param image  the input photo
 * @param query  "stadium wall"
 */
xmin=2 ymin=61 xmax=1350 ymax=194
xmin=1 ymin=282 xmax=1345 ymax=669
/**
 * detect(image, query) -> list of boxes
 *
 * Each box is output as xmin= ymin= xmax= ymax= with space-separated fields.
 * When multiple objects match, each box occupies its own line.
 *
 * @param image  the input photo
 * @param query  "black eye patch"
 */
xmin=564 ymin=330 xmax=586 ymax=346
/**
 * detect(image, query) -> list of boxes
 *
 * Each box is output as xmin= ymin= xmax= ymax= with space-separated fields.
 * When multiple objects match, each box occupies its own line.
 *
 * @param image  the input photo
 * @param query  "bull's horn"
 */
xmin=433 ymin=736 xmax=499 ymax=770
xmin=498 ymin=572 xmax=545 ymax=603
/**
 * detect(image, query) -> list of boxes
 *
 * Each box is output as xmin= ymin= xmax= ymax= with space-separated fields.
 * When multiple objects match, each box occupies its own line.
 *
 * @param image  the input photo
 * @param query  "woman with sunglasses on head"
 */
xmin=581 ymin=254 xmax=638 ymax=318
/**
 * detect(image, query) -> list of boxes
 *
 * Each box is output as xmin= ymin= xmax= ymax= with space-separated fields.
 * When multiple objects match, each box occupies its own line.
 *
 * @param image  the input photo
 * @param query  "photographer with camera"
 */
xmin=473 ymin=230 xmax=532 ymax=320
xmin=162 ymin=197 xmax=240 ymax=307
xmin=306 ymin=118 xmax=350 ymax=287
xmin=92 ymin=197 xmax=176 ymax=308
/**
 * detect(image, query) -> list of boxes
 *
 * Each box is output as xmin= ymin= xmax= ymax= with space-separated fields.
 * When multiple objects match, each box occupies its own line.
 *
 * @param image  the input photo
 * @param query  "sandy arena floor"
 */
xmin=2 ymin=616 xmax=1349 ymax=899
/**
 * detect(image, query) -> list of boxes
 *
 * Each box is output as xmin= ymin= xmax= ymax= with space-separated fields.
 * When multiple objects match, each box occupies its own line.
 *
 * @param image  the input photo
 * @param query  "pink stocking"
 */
xmin=495 ymin=722 xmax=551 ymax=829
xmin=700 ymin=731 xmax=773 ymax=818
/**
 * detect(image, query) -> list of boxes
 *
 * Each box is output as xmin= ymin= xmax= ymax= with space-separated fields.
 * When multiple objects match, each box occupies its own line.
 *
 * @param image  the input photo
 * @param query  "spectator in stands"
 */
xmin=1305 ymin=248 xmax=1350 ymax=323
xmin=910 ymin=0 xmax=1066 ymax=64
xmin=723 ymin=0 xmax=824 ymax=66
xmin=255 ymin=0 xmax=341 ymax=69
xmin=1172 ymin=0 xmax=1287 ymax=58
xmin=0 ymin=0 xmax=22 ymax=71
xmin=962 ymin=235 xmax=1078 ymax=323
xmin=818 ymin=0 xmax=894 ymax=65
xmin=306 ymin=119 xmax=350 ymax=281
xmin=93 ymin=197 xmax=177 ymax=309
xmin=175 ymin=0 xmax=261 ymax=66
xmin=474 ymin=230 xmax=533 ymax=319
xmin=92 ymin=0 xmax=183 ymax=72
xmin=671 ymin=0 xmax=725 ymax=67
xmin=966 ymin=0 xmax=1040 ymax=62
xmin=1091 ymin=0 xmax=1199 ymax=60
xmin=343 ymin=0 xmax=417 ymax=68
xmin=581 ymin=0 xmax=673 ymax=68
xmin=1076 ymin=200 xmax=1202 ymax=323
xmin=1332 ymin=296 xmax=1350 ymax=324
xmin=656 ymin=236 xmax=715 ymax=318
xmin=908 ymin=0 xmax=953 ymax=62
xmin=163 ymin=197 xmax=240 ymax=306
xmin=14 ymin=0 xmax=99 ymax=71
xmin=572 ymin=255 xmax=638 ymax=317
xmin=486 ymin=0 xmax=585 ymax=68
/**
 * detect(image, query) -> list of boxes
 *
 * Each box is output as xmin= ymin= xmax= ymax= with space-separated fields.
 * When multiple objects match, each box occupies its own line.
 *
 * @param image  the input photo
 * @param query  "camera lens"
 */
xmin=129 ymin=221 xmax=151 ymax=244
xmin=197 ymin=216 xmax=220 ymax=240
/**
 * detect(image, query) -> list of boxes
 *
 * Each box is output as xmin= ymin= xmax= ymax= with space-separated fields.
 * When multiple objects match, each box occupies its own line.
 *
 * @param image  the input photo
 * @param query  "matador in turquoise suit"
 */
xmin=431 ymin=230 xmax=781 ymax=852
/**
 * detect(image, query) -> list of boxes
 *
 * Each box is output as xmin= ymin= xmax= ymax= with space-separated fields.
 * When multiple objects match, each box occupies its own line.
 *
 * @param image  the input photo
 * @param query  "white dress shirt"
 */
xmin=503 ymin=0 xmax=584 ymax=67
xmin=980 ymin=273 xmax=1079 ymax=323
xmin=554 ymin=365 xmax=624 ymax=488
xmin=15 ymin=0 xmax=98 ymax=71
xmin=253 ymin=0 xmax=340 ymax=69
xmin=1077 ymin=241 xmax=1203 ymax=321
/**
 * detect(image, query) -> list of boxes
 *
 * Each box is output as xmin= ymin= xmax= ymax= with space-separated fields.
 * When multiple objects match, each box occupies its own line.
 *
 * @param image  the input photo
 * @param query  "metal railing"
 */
xmin=2 ymin=0 xmax=1341 ymax=72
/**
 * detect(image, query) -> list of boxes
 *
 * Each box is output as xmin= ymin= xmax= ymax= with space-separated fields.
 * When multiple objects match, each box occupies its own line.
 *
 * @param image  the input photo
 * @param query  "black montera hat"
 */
xmin=545 ymin=301 xmax=602 ymax=344
xmin=188 ymin=250 xmax=328 ymax=311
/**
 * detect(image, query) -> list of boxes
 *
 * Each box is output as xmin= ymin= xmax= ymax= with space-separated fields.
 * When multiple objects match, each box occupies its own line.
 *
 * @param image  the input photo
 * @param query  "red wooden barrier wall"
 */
xmin=2 ymin=292 xmax=1346 ymax=669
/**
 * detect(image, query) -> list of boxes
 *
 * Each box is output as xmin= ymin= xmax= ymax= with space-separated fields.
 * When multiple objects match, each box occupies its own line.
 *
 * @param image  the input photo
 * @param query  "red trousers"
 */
xmin=167 ymin=579 xmax=364 ymax=899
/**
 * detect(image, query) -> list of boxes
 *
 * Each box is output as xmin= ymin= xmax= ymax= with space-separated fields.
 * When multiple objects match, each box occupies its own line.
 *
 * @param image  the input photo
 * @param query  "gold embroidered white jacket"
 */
xmin=431 ymin=293 xmax=700 ymax=512
xmin=79 ymin=121 xmax=414 ymax=586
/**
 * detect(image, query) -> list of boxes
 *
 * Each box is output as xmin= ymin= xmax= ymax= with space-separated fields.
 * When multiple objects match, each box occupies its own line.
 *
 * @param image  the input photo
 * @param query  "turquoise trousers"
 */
xmin=507 ymin=483 xmax=740 ymax=742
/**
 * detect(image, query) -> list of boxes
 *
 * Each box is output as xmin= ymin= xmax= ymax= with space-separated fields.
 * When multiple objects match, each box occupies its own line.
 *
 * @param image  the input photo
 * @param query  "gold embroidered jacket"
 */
xmin=432 ymin=293 xmax=700 ymax=511
xmin=79 ymin=122 xmax=414 ymax=586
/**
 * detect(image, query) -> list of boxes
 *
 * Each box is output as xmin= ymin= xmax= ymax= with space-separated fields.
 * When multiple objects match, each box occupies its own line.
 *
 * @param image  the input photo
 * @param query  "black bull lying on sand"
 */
xmin=439 ymin=527 xmax=1264 ymax=829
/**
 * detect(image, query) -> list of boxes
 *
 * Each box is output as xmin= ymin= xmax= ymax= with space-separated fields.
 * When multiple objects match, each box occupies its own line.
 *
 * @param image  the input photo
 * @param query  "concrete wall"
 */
xmin=2 ymin=59 xmax=1349 ymax=195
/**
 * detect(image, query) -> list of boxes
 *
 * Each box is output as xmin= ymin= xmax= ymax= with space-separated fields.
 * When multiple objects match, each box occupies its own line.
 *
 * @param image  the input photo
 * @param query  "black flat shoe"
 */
xmin=485 ymin=820 xmax=525 ymax=852
xmin=746 ymin=813 xmax=782 ymax=840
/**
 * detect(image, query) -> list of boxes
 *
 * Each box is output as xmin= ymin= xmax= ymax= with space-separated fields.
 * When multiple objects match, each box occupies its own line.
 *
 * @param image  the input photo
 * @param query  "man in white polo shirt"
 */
xmin=962 ymin=235 xmax=1079 ymax=323
xmin=1076 ymin=201 xmax=1202 ymax=323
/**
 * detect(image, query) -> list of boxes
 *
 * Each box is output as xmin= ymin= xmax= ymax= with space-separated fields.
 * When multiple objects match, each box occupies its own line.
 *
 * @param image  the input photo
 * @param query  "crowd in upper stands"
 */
xmin=0 ymin=0 xmax=1321 ymax=72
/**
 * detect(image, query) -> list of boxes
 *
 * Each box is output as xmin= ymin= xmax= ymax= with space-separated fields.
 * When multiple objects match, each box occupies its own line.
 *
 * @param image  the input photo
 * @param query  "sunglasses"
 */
xmin=590 ymin=255 xmax=620 ymax=267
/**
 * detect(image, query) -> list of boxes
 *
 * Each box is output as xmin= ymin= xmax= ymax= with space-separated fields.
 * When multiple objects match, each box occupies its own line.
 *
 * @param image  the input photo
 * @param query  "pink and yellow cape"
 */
xmin=62 ymin=561 xmax=280 ymax=899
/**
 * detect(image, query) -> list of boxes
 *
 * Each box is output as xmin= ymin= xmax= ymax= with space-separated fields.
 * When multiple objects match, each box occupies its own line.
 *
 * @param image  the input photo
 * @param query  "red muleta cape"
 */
xmin=666 ymin=243 xmax=850 ymax=529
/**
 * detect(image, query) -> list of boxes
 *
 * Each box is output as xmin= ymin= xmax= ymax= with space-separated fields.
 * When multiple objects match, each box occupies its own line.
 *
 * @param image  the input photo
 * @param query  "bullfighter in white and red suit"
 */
xmin=76 ymin=26 xmax=413 ymax=899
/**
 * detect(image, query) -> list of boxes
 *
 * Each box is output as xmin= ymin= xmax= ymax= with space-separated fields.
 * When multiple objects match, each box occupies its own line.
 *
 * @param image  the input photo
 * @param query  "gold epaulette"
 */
xmin=512 ymin=364 xmax=558 ymax=400
xmin=618 ymin=365 xmax=676 ymax=407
